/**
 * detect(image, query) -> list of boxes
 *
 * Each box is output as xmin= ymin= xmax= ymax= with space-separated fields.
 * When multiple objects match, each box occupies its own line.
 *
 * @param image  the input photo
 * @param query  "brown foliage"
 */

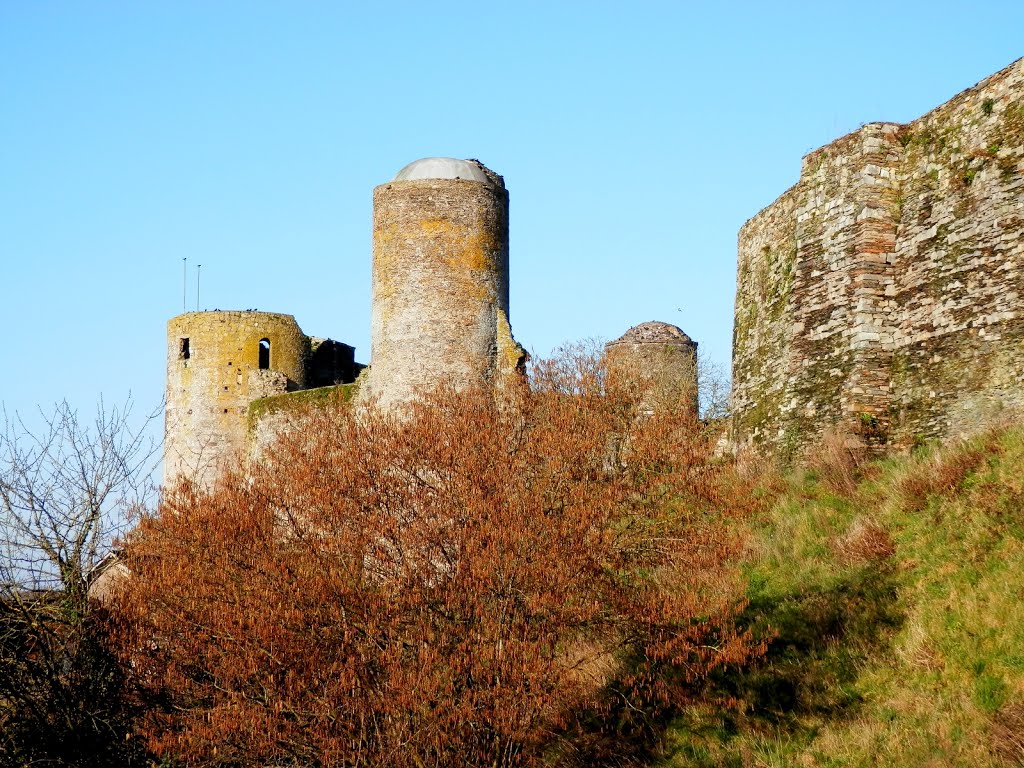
xmin=897 ymin=433 xmax=1001 ymax=513
xmin=831 ymin=516 xmax=896 ymax=567
xmin=118 ymin=349 xmax=761 ymax=767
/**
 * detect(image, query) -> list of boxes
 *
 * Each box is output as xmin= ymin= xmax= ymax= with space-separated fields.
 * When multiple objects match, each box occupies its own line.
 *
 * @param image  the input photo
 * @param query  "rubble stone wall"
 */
xmin=732 ymin=58 xmax=1024 ymax=454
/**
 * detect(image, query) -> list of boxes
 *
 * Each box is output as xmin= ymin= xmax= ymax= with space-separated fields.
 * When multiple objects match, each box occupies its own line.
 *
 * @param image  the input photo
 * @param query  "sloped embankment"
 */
xmin=663 ymin=424 xmax=1024 ymax=767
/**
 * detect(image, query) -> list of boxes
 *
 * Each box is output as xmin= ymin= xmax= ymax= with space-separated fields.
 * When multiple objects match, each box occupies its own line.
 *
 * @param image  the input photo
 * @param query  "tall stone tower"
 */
xmin=363 ymin=157 xmax=526 ymax=409
xmin=605 ymin=322 xmax=699 ymax=416
xmin=164 ymin=311 xmax=309 ymax=489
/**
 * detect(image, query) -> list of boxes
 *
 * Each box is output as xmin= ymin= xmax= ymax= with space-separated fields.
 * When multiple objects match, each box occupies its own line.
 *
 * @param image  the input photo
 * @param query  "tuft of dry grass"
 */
xmin=831 ymin=516 xmax=896 ymax=567
xmin=897 ymin=432 xmax=1002 ymax=512
xmin=807 ymin=428 xmax=863 ymax=497
xmin=991 ymin=700 xmax=1024 ymax=764
xmin=895 ymin=617 xmax=946 ymax=673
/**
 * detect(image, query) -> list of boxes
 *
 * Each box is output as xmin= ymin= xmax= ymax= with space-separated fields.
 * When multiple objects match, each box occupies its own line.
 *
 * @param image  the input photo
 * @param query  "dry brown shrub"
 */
xmin=808 ymin=428 xmax=864 ymax=497
xmin=992 ymin=700 xmax=1024 ymax=763
xmin=831 ymin=516 xmax=896 ymax=566
xmin=898 ymin=434 xmax=1001 ymax=512
xmin=117 ymin=348 xmax=762 ymax=768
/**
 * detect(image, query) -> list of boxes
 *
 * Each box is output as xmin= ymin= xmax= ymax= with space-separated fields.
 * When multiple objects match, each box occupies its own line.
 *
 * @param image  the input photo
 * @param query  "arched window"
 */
xmin=258 ymin=338 xmax=271 ymax=370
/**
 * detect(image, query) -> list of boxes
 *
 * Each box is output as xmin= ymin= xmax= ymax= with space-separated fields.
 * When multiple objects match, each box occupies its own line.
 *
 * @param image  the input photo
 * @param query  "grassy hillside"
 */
xmin=660 ymin=424 xmax=1024 ymax=767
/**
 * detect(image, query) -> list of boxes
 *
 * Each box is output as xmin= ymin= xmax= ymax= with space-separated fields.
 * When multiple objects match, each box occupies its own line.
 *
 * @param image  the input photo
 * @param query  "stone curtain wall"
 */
xmin=732 ymin=58 xmax=1024 ymax=454
xmin=890 ymin=61 xmax=1024 ymax=445
xmin=732 ymin=188 xmax=798 ymax=446
xmin=247 ymin=384 xmax=358 ymax=463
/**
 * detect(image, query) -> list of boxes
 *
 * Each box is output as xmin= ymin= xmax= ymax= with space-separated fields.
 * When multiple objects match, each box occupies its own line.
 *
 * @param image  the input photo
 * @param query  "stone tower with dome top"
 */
xmin=360 ymin=157 xmax=526 ymax=409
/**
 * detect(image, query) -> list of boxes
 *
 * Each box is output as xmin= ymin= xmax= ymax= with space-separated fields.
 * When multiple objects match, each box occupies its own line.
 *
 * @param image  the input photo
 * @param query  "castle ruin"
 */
xmin=165 ymin=158 xmax=695 ymax=490
xmin=731 ymin=57 xmax=1024 ymax=454
xmin=167 ymin=58 xmax=1024 ymax=486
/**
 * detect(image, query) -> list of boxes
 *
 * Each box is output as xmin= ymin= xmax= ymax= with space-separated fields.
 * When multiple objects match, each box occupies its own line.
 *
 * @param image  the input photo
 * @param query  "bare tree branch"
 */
xmin=0 ymin=396 xmax=159 ymax=767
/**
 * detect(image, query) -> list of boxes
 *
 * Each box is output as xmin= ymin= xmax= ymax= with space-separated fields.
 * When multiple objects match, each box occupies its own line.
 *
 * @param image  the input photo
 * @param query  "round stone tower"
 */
xmin=164 ymin=311 xmax=309 ymax=490
xmin=605 ymin=322 xmax=699 ymax=416
xmin=364 ymin=157 xmax=525 ymax=409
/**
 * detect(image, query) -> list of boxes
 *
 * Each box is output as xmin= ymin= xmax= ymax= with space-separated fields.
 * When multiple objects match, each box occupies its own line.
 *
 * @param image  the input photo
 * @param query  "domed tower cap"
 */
xmin=608 ymin=321 xmax=696 ymax=348
xmin=392 ymin=157 xmax=505 ymax=188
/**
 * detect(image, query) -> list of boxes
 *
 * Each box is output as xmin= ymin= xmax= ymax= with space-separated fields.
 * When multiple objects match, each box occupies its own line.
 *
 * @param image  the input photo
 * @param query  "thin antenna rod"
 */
xmin=182 ymin=257 xmax=187 ymax=312
xmin=196 ymin=264 xmax=202 ymax=311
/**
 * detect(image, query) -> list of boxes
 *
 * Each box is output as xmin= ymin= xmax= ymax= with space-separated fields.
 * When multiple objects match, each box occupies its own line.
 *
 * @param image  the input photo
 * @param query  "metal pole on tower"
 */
xmin=182 ymin=257 xmax=187 ymax=312
xmin=196 ymin=264 xmax=202 ymax=311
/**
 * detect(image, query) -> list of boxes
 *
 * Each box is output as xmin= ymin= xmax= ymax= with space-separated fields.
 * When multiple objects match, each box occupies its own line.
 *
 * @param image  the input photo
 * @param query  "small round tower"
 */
xmin=164 ymin=311 xmax=309 ymax=490
xmin=364 ymin=157 xmax=525 ymax=409
xmin=605 ymin=322 xmax=699 ymax=416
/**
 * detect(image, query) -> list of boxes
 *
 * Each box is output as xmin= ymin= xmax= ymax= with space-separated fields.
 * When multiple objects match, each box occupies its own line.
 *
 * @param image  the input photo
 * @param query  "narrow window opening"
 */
xmin=258 ymin=338 xmax=271 ymax=370
xmin=179 ymin=338 xmax=190 ymax=360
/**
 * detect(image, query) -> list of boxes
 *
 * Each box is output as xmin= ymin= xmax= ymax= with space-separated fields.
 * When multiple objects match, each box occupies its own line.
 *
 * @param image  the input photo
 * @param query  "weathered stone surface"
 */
xmin=165 ymin=311 xmax=310 ymax=489
xmin=247 ymin=383 xmax=358 ymax=462
xmin=362 ymin=160 xmax=525 ymax=410
xmin=732 ymin=58 xmax=1024 ymax=455
xmin=606 ymin=321 xmax=698 ymax=416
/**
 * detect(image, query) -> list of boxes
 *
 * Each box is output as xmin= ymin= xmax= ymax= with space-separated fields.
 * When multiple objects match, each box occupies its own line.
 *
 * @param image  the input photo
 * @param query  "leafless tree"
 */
xmin=698 ymin=348 xmax=732 ymax=421
xmin=0 ymin=397 xmax=158 ymax=767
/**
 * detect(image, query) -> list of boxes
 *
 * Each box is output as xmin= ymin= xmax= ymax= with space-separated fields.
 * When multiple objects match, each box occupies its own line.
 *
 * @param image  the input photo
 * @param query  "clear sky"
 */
xmin=2 ymin=1 xmax=1022 ymax=434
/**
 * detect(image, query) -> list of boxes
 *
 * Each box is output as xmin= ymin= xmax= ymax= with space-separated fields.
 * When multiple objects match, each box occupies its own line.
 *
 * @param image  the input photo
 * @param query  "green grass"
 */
xmin=658 ymin=424 xmax=1024 ymax=767
xmin=246 ymin=381 xmax=357 ymax=430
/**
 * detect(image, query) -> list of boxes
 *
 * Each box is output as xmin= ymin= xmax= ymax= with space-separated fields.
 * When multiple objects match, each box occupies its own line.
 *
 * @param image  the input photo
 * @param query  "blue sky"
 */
xmin=2 ymin=1 xmax=1022 ymax=433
